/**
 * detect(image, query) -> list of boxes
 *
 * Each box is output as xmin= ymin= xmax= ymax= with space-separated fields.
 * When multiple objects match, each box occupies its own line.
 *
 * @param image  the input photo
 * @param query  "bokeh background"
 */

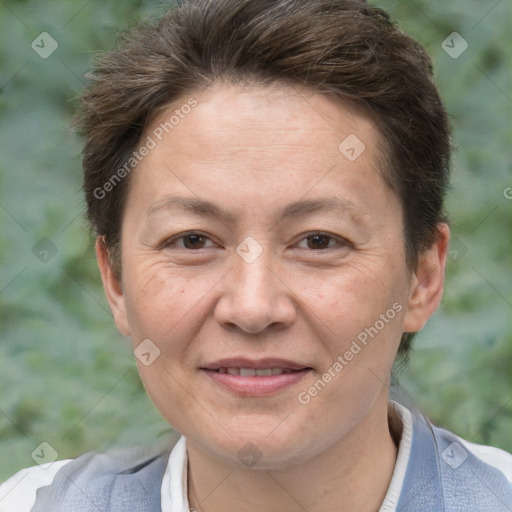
xmin=1 ymin=0 xmax=511 ymax=481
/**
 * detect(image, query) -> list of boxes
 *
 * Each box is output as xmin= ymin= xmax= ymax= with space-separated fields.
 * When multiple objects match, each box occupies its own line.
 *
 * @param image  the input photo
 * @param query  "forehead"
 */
xmin=126 ymin=82 xmax=396 ymax=225
xmin=143 ymin=83 xmax=382 ymax=174
xmin=148 ymin=82 xmax=381 ymax=158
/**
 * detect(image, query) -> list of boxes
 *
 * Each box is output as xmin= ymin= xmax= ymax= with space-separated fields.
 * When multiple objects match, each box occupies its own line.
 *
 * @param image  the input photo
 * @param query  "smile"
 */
xmin=215 ymin=367 xmax=299 ymax=376
xmin=200 ymin=358 xmax=312 ymax=397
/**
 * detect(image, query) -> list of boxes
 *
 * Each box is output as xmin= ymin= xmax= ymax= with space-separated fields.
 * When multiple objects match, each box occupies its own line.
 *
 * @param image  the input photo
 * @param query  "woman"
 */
xmin=1 ymin=0 xmax=511 ymax=510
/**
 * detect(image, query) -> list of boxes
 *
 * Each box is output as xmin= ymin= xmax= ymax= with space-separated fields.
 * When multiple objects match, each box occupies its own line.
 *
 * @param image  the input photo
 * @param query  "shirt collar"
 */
xmin=161 ymin=435 xmax=189 ymax=512
xmin=378 ymin=401 xmax=414 ymax=511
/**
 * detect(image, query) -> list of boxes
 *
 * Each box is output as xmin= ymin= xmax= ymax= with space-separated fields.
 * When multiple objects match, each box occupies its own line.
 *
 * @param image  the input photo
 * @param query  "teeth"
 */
xmin=216 ymin=367 xmax=296 ymax=376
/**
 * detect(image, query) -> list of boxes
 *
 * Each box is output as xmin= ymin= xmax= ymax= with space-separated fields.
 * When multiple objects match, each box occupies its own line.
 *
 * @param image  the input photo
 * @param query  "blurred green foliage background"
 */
xmin=1 ymin=0 xmax=511 ymax=481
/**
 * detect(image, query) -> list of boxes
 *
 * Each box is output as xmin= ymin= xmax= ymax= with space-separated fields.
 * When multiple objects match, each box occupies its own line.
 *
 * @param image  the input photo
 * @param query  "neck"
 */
xmin=186 ymin=397 xmax=400 ymax=512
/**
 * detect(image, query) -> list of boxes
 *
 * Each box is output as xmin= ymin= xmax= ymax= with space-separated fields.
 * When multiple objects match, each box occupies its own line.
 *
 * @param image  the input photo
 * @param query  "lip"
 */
xmin=200 ymin=358 xmax=312 ymax=397
xmin=201 ymin=357 xmax=309 ymax=371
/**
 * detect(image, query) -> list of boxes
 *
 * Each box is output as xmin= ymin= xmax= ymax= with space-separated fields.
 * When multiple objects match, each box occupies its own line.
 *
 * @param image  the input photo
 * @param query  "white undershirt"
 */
xmin=1 ymin=401 xmax=511 ymax=512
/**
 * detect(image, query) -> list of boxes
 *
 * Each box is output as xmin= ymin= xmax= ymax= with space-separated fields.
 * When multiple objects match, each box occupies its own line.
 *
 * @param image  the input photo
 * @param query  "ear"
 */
xmin=403 ymin=223 xmax=450 ymax=333
xmin=96 ymin=236 xmax=130 ymax=336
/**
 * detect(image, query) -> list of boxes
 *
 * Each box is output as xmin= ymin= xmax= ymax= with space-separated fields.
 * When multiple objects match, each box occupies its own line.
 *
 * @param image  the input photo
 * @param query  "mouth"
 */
xmin=200 ymin=358 xmax=313 ymax=397
xmin=213 ymin=367 xmax=301 ymax=376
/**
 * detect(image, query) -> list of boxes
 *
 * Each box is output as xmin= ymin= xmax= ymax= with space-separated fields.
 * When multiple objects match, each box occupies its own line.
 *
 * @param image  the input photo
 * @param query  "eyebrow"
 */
xmin=146 ymin=195 xmax=364 ymax=224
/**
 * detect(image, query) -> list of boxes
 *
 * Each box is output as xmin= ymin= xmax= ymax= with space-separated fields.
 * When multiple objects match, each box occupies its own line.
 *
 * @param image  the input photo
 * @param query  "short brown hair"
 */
xmin=73 ymin=0 xmax=451 ymax=357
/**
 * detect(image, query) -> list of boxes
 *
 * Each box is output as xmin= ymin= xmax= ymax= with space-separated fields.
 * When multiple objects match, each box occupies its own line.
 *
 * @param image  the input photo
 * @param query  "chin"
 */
xmin=190 ymin=418 xmax=320 ymax=470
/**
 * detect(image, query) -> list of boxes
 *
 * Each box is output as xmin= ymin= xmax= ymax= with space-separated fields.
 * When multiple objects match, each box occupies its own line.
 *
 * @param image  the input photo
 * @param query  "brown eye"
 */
xmin=306 ymin=234 xmax=333 ymax=249
xmin=163 ymin=232 xmax=214 ymax=250
xmin=182 ymin=234 xmax=207 ymax=249
xmin=297 ymin=232 xmax=345 ymax=250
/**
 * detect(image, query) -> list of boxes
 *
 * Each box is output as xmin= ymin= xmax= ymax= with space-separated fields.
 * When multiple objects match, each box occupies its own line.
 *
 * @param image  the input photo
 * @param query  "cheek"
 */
xmin=304 ymin=264 xmax=408 ymax=358
xmin=123 ymin=261 xmax=209 ymax=429
xmin=136 ymin=357 xmax=202 ymax=434
xmin=307 ymin=262 xmax=400 ymax=319
xmin=123 ymin=258 xmax=209 ymax=343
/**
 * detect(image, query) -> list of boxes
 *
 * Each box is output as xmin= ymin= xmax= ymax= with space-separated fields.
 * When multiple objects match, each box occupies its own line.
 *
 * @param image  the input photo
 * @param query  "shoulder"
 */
xmin=0 ymin=444 xmax=173 ymax=512
xmin=429 ymin=422 xmax=512 ymax=483
xmin=428 ymin=421 xmax=512 ymax=509
xmin=394 ymin=403 xmax=512 ymax=511
xmin=459 ymin=437 xmax=512 ymax=484
xmin=0 ymin=460 xmax=72 ymax=512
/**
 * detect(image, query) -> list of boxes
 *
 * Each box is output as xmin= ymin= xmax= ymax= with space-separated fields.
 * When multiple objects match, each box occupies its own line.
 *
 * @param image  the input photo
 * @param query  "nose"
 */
xmin=213 ymin=244 xmax=296 ymax=334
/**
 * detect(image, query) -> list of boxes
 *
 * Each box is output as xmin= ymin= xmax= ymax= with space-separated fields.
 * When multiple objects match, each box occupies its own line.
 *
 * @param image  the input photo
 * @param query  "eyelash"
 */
xmin=162 ymin=231 xmax=351 ymax=252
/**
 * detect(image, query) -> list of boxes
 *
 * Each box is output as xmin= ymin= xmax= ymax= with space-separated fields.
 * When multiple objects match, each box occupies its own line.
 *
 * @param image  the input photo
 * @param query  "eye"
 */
xmin=296 ymin=232 xmax=350 ymax=250
xmin=162 ymin=232 xmax=216 ymax=250
xmin=162 ymin=231 xmax=349 ymax=252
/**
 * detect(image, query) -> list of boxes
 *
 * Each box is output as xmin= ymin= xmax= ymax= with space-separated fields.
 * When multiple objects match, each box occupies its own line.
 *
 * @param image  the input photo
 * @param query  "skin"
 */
xmin=97 ymin=82 xmax=449 ymax=512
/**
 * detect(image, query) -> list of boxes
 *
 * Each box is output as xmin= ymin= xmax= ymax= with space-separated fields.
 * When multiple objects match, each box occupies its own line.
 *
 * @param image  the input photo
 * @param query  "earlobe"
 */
xmin=95 ymin=236 xmax=131 ymax=336
xmin=403 ymin=224 xmax=450 ymax=333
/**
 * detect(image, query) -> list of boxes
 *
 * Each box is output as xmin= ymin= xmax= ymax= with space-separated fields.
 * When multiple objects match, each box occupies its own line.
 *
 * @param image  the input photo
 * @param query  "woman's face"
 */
xmin=99 ymin=83 xmax=446 ymax=468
